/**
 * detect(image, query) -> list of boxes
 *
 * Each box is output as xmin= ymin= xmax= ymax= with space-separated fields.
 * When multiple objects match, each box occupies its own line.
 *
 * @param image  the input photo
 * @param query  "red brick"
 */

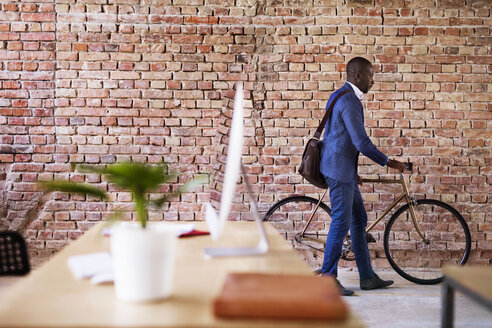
xmin=21 ymin=13 xmax=55 ymax=22
xmin=20 ymin=32 xmax=55 ymax=41
xmin=184 ymin=16 xmax=218 ymax=24
xmin=172 ymin=35 xmax=203 ymax=44
xmin=3 ymin=4 xmax=18 ymax=11
xmin=0 ymin=32 xmax=20 ymax=40
xmin=0 ymin=154 xmax=14 ymax=162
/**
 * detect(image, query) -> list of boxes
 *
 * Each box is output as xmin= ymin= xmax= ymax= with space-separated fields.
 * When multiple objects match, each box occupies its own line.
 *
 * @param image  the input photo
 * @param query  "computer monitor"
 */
xmin=203 ymin=82 xmax=269 ymax=258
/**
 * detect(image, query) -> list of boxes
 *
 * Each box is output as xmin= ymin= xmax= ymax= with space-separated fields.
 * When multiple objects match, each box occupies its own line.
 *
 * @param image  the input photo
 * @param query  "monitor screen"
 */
xmin=204 ymin=82 xmax=269 ymax=258
xmin=206 ymin=82 xmax=243 ymax=241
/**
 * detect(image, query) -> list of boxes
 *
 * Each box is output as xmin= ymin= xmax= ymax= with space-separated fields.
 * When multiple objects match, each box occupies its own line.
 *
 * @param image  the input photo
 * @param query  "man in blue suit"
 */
xmin=319 ymin=57 xmax=408 ymax=296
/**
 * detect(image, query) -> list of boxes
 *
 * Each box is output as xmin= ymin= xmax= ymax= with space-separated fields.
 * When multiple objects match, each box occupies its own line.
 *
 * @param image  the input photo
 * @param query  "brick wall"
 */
xmin=1 ymin=0 xmax=490 ymax=267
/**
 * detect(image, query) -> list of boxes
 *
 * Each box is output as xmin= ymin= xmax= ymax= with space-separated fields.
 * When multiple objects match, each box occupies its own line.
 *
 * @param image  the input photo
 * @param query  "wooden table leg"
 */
xmin=441 ymin=281 xmax=455 ymax=328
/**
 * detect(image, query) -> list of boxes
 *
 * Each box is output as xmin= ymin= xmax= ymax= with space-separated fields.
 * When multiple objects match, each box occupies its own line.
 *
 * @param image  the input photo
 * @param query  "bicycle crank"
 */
xmin=340 ymin=232 xmax=376 ymax=261
xmin=294 ymin=232 xmax=377 ymax=261
xmin=341 ymin=236 xmax=355 ymax=261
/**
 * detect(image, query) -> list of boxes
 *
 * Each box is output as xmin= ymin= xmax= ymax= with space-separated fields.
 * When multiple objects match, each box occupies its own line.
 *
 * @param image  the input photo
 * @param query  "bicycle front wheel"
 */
xmin=384 ymin=199 xmax=471 ymax=285
xmin=263 ymin=196 xmax=332 ymax=252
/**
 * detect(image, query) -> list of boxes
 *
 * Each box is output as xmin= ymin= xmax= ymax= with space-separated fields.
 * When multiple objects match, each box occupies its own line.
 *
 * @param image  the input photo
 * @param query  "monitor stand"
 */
xmin=203 ymin=164 xmax=269 ymax=258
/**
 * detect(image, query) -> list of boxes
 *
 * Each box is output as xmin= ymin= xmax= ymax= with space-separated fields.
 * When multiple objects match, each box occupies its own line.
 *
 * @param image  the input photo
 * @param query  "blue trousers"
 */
xmin=321 ymin=177 xmax=375 ymax=279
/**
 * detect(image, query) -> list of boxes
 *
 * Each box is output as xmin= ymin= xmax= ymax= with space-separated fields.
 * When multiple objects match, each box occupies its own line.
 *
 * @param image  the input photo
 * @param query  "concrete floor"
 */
xmin=338 ymin=268 xmax=492 ymax=328
xmin=1 ymin=268 xmax=491 ymax=327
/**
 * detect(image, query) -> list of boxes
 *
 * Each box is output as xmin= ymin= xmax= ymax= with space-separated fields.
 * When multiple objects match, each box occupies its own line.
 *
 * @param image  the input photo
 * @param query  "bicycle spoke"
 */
xmin=263 ymin=196 xmax=333 ymax=265
xmin=384 ymin=199 xmax=471 ymax=285
xmin=416 ymin=244 xmax=424 ymax=276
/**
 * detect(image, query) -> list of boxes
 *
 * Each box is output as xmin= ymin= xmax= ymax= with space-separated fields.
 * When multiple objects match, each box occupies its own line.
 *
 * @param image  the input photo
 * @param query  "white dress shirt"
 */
xmin=347 ymin=81 xmax=363 ymax=100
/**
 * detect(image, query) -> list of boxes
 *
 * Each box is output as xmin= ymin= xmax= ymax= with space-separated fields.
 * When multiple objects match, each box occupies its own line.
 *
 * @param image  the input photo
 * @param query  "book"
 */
xmin=213 ymin=272 xmax=349 ymax=321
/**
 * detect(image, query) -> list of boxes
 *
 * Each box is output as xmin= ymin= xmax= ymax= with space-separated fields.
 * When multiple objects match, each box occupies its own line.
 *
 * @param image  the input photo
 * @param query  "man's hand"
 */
xmin=387 ymin=159 xmax=410 ymax=173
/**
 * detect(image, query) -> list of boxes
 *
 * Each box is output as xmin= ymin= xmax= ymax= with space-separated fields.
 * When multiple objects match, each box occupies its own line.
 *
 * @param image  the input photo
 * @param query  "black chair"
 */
xmin=0 ymin=231 xmax=30 ymax=276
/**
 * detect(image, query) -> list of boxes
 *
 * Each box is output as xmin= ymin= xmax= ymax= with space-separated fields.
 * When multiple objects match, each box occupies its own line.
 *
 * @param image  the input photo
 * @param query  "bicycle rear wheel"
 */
xmin=384 ymin=199 xmax=471 ymax=285
xmin=263 ymin=196 xmax=332 ymax=253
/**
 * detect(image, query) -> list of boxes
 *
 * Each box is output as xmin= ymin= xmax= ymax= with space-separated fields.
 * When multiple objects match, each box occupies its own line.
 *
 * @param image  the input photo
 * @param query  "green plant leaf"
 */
xmin=76 ymin=163 xmax=176 ymax=194
xmin=150 ymin=174 xmax=208 ymax=208
xmin=134 ymin=194 xmax=147 ymax=228
xmin=43 ymin=162 xmax=206 ymax=229
xmin=178 ymin=174 xmax=209 ymax=193
xmin=40 ymin=181 xmax=108 ymax=200
xmin=151 ymin=195 xmax=170 ymax=208
xmin=109 ymin=210 xmax=124 ymax=224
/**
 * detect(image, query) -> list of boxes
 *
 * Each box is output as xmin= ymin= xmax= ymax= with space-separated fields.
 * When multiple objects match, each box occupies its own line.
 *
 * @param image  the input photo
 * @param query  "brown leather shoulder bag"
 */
xmin=298 ymin=90 xmax=351 ymax=189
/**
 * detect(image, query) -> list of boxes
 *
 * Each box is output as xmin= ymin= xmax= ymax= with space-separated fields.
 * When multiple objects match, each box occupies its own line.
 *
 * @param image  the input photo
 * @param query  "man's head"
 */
xmin=346 ymin=57 xmax=374 ymax=94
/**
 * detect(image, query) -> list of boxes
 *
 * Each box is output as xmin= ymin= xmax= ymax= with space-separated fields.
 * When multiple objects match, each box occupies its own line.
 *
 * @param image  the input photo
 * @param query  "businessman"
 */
xmin=319 ymin=57 xmax=408 ymax=296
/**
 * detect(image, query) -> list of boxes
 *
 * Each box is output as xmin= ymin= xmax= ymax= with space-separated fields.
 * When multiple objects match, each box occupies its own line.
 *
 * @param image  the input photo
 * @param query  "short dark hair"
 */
xmin=346 ymin=57 xmax=372 ymax=78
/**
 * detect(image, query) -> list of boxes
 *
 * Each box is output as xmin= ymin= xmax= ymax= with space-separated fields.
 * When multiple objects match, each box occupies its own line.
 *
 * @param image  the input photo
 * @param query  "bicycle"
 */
xmin=263 ymin=165 xmax=471 ymax=285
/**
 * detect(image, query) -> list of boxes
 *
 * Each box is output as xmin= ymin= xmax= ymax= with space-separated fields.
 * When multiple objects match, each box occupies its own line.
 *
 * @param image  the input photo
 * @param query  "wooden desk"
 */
xmin=0 ymin=221 xmax=364 ymax=328
xmin=441 ymin=265 xmax=492 ymax=328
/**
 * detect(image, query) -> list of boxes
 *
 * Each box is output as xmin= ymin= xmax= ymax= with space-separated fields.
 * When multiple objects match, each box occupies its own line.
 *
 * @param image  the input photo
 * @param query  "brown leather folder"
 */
xmin=213 ymin=272 xmax=349 ymax=321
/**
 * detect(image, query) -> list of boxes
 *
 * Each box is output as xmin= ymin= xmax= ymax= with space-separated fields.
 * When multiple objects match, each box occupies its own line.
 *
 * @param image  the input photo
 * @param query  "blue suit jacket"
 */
xmin=319 ymin=83 xmax=388 ymax=183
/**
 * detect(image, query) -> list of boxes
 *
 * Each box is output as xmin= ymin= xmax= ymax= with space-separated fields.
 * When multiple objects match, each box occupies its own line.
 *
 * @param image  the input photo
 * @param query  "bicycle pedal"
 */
xmin=366 ymin=232 xmax=376 ymax=243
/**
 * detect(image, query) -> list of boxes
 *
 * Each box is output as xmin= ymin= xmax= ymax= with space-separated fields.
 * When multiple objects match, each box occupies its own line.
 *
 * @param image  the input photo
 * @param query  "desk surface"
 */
xmin=0 ymin=221 xmax=363 ymax=328
xmin=442 ymin=265 xmax=492 ymax=307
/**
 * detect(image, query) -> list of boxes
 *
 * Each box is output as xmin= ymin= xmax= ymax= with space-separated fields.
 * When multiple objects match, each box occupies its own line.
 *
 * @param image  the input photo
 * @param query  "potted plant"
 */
xmin=41 ymin=162 xmax=204 ymax=302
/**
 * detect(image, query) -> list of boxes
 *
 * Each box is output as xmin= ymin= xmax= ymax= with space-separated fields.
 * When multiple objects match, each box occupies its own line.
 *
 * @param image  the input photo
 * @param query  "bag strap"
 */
xmin=313 ymin=90 xmax=352 ymax=140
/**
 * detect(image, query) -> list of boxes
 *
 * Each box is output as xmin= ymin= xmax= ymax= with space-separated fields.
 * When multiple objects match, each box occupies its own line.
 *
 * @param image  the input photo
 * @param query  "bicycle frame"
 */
xmin=297 ymin=174 xmax=429 ymax=247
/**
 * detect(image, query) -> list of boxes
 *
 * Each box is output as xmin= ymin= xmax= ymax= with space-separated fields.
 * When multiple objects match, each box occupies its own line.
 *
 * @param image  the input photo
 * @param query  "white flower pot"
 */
xmin=110 ymin=222 xmax=178 ymax=302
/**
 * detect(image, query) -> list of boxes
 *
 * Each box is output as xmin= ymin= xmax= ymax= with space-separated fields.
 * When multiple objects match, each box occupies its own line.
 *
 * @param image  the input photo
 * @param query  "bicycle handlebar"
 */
xmin=360 ymin=161 xmax=413 ymax=184
xmin=404 ymin=161 xmax=413 ymax=172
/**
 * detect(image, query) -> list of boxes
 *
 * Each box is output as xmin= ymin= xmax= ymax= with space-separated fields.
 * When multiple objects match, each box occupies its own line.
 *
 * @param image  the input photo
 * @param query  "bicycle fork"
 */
xmin=400 ymin=174 xmax=429 ymax=245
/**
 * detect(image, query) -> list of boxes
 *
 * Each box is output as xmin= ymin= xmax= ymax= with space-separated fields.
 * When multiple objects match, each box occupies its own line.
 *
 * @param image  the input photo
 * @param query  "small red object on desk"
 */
xmin=179 ymin=229 xmax=210 ymax=238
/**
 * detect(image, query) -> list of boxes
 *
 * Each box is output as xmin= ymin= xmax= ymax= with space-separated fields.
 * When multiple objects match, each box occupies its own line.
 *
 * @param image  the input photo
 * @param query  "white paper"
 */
xmin=90 ymin=272 xmax=114 ymax=285
xmin=67 ymin=252 xmax=113 ymax=280
xmin=205 ymin=82 xmax=244 ymax=240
